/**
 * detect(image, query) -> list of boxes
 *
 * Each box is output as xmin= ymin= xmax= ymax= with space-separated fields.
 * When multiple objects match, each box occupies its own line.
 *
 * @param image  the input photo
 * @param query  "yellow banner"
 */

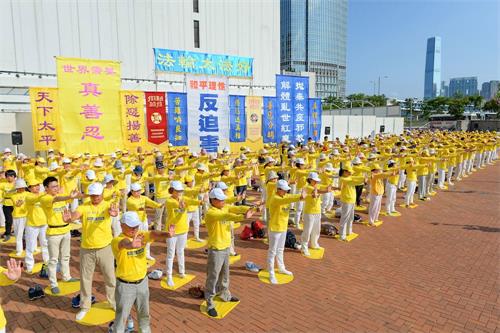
xmin=245 ymin=96 xmax=263 ymax=142
xmin=29 ymin=87 xmax=61 ymax=151
xmin=120 ymin=91 xmax=146 ymax=149
xmin=56 ymin=57 xmax=122 ymax=154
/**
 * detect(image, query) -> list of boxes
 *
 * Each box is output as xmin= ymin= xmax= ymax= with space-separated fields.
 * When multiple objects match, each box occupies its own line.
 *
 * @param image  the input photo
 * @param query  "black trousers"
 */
xmin=355 ymin=185 xmax=364 ymax=206
xmin=2 ymin=205 xmax=13 ymax=236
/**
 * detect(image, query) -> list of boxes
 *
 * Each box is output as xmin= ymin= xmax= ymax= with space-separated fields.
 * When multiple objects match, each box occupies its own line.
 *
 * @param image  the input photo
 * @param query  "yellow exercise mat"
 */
xmin=229 ymin=254 xmax=241 ymax=265
xmin=2 ymin=236 xmax=16 ymax=245
xmin=147 ymin=258 xmax=156 ymax=268
xmin=232 ymin=222 xmax=241 ymax=229
xmin=324 ymin=212 xmax=336 ymax=219
xmin=302 ymin=247 xmax=324 ymax=260
xmin=8 ymin=249 xmax=41 ymax=259
xmin=26 ymin=262 xmax=44 ymax=275
xmin=334 ymin=232 xmax=359 ymax=242
xmin=355 ymin=205 xmax=367 ymax=212
xmin=389 ymin=211 xmax=402 ymax=217
xmin=44 ymin=280 xmax=80 ymax=296
xmin=400 ymin=187 xmax=407 ymax=192
xmin=0 ymin=267 xmax=11 ymax=286
xmin=200 ymin=296 xmax=240 ymax=319
xmin=160 ymin=274 xmax=195 ymax=291
xmin=258 ymin=270 xmax=294 ymax=285
xmin=399 ymin=204 xmax=418 ymax=209
xmin=70 ymin=223 xmax=82 ymax=230
xmin=0 ymin=227 xmax=4 ymax=234
xmin=186 ymin=238 xmax=208 ymax=249
xmin=261 ymin=238 xmax=269 ymax=245
xmin=76 ymin=302 xmax=115 ymax=326
xmin=428 ymin=191 xmax=437 ymax=196
xmin=246 ymin=195 xmax=259 ymax=201
xmin=362 ymin=220 xmax=383 ymax=227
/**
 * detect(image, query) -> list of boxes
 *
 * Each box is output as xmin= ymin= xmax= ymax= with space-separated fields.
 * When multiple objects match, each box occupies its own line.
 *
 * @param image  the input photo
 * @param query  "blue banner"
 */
xmin=229 ymin=95 xmax=246 ymax=142
xmin=167 ymin=92 xmax=188 ymax=146
xmin=308 ymin=98 xmax=322 ymax=142
xmin=154 ymin=48 xmax=253 ymax=78
xmin=262 ymin=97 xmax=277 ymax=143
xmin=275 ymin=75 xmax=310 ymax=143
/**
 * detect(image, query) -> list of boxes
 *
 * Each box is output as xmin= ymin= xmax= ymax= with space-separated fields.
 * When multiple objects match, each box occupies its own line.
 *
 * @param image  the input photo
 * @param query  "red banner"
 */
xmin=145 ymin=91 xmax=168 ymax=145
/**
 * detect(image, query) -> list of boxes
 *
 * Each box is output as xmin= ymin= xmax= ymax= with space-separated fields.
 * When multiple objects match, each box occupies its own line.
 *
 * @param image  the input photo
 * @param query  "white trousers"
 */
xmin=140 ymin=220 xmax=151 ymax=258
xmin=13 ymin=217 xmax=26 ymax=255
xmin=438 ymin=169 xmax=446 ymax=188
xmin=368 ymin=194 xmax=382 ymax=224
xmin=166 ymin=232 xmax=187 ymax=276
xmin=24 ymin=225 xmax=49 ymax=271
xmin=339 ymin=202 xmax=354 ymax=240
xmin=405 ymin=180 xmax=417 ymax=206
xmin=398 ymin=170 xmax=407 ymax=189
xmin=290 ymin=184 xmax=297 ymax=210
xmin=447 ymin=166 xmax=455 ymax=183
xmin=111 ymin=216 xmax=122 ymax=237
xmin=0 ymin=204 xmax=5 ymax=227
xmin=456 ymin=162 xmax=464 ymax=179
xmin=417 ymin=175 xmax=427 ymax=199
xmin=385 ymin=183 xmax=397 ymax=213
xmin=301 ymin=213 xmax=321 ymax=249
xmin=188 ymin=209 xmax=200 ymax=239
xmin=267 ymin=231 xmax=287 ymax=272
xmin=321 ymin=192 xmax=334 ymax=213
xmin=294 ymin=194 xmax=304 ymax=225
xmin=426 ymin=173 xmax=435 ymax=195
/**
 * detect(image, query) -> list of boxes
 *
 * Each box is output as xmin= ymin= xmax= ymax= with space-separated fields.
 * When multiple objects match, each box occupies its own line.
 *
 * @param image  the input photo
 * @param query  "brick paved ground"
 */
xmin=1 ymin=163 xmax=499 ymax=333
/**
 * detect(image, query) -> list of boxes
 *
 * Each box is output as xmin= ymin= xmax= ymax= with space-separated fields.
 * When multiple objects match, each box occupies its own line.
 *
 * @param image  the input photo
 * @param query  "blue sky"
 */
xmin=346 ymin=0 xmax=500 ymax=99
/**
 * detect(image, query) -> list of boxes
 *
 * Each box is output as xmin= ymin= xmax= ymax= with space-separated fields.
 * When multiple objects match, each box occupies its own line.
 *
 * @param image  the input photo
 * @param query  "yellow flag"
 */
xmin=56 ymin=57 xmax=122 ymax=154
xmin=29 ymin=87 xmax=61 ymax=151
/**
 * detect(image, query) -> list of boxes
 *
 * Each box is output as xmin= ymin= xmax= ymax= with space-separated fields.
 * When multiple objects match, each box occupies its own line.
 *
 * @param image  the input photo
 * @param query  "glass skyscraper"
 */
xmin=449 ymin=77 xmax=478 ymax=97
xmin=280 ymin=0 xmax=348 ymax=98
xmin=424 ymin=37 xmax=442 ymax=99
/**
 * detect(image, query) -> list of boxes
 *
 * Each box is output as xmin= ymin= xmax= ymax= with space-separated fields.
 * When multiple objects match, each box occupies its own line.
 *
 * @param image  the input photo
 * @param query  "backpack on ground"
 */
xmin=240 ymin=225 xmax=254 ymax=240
xmin=251 ymin=220 xmax=265 ymax=238
xmin=321 ymin=222 xmax=338 ymax=236
xmin=284 ymin=230 xmax=298 ymax=249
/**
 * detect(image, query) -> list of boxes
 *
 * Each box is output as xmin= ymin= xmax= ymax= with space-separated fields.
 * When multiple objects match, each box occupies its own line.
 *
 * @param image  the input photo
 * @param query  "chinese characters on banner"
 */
xmin=245 ymin=96 xmax=263 ymax=142
xmin=120 ymin=91 xmax=146 ymax=149
xmin=229 ymin=95 xmax=246 ymax=142
xmin=275 ymin=75 xmax=310 ymax=143
xmin=262 ymin=97 xmax=277 ymax=143
xmin=167 ymin=92 xmax=188 ymax=146
xmin=56 ymin=57 xmax=122 ymax=154
xmin=145 ymin=92 xmax=168 ymax=145
xmin=29 ymin=87 xmax=60 ymax=151
xmin=186 ymin=75 xmax=229 ymax=153
xmin=308 ymin=98 xmax=322 ymax=142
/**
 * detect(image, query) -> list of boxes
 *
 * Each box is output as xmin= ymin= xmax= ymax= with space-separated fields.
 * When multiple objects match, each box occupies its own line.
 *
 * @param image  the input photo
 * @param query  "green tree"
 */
xmin=447 ymin=97 xmax=467 ymax=117
xmin=483 ymin=98 xmax=500 ymax=117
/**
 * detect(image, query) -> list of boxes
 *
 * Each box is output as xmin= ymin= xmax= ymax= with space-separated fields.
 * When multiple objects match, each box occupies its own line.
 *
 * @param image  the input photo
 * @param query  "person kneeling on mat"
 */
xmin=110 ymin=211 xmax=174 ymax=333
xmin=204 ymin=188 xmax=256 ymax=317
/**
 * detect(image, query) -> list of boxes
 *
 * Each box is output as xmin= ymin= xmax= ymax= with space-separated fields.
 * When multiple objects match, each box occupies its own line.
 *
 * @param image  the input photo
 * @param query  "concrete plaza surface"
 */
xmin=1 ymin=163 xmax=499 ymax=333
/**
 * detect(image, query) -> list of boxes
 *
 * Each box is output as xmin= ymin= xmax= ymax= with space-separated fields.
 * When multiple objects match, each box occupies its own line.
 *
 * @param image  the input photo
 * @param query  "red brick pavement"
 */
xmin=1 ymin=163 xmax=499 ymax=332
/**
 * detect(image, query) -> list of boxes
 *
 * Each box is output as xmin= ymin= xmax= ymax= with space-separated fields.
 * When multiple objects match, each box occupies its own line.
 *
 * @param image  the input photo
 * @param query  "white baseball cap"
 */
xmin=239 ymin=154 xmax=248 ymax=160
xmin=319 ymin=153 xmax=326 ymax=160
xmin=368 ymin=153 xmax=377 ymax=160
xmin=88 ymin=182 xmax=104 ymax=195
xmin=94 ymin=158 xmax=104 ymax=167
xmin=85 ymin=170 xmax=96 ymax=180
xmin=295 ymin=158 xmax=305 ymax=165
xmin=175 ymin=157 xmax=184 ymax=165
xmin=49 ymin=162 xmax=60 ymax=171
xmin=352 ymin=157 xmax=361 ymax=165
xmin=325 ymin=163 xmax=334 ymax=171
xmin=103 ymin=174 xmax=115 ymax=184
xmin=209 ymin=188 xmax=227 ymax=200
xmin=15 ymin=179 xmax=27 ymax=189
xmin=308 ymin=172 xmax=321 ymax=182
xmin=267 ymin=171 xmax=279 ymax=180
xmin=170 ymin=180 xmax=184 ymax=191
xmin=62 ymin=158 xmax=72 ymax=164
xmin=332 ymin=149 xmax=340 ymax=156
xmin=222 ymin=147 xmax=229 ymax=153
xmin=121 ymin=211 xmax=142 ymax=228
xmin=4 ymin=148 xmax=12 ymax=153
xmin=130 ymin=182 xmax=142 ymax=192
xmin=215 ymin=181 xmax=228 ymax=190
xmin=196 ymin=163 xmax=207 ymax=171
xmin=277 ymin=179 xmax=291 ymax=191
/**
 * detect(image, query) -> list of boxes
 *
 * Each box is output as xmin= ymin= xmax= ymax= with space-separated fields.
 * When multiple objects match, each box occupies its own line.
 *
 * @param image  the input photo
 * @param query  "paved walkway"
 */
xmin=1 ymin=163 xmax=499 ymax=332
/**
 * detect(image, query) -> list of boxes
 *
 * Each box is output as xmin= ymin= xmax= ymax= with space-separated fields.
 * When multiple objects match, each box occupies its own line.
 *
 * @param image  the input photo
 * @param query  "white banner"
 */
xmin=187 ymin=75 xmax=229 ymax=153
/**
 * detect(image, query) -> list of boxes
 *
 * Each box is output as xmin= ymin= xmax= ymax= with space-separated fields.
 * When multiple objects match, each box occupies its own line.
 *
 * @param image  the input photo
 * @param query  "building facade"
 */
xmin=480 ymin=80 xmax=499 ymax=100
xmin=280 ymin=0 xmax=347 ymax=99
xmin=440 ymin=81 xmax=449 ymax=97
xmin=424 ymin=37 xmax=441 ymax=99
xmin=448 ymin=77 xmax=478 ymax=97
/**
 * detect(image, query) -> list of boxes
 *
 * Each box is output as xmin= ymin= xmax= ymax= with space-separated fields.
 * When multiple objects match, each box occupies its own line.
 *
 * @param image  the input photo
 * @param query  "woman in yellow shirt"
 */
xmin=384 ymin=160 xmax=400 ymax=216
xmin=0 ymin=169 xmax=17 ymax=241
xmin=403 ymin=158 xmax=421 ymax=207
xmin=368 ymin=164 xmax=394 ymax=225
xmin=338 ymin=166 xmax=365 ymax=241
xmin=11 ymin=178 xmax=29 ymax=256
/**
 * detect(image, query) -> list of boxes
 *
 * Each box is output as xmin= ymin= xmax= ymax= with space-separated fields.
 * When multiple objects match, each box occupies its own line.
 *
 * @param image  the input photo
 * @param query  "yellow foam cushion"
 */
xmin=428 ymin=191 xmax=437 ymax=196
xmin=262 ymin=238 xmax=268 ymax=245
xmin=160 ymin=274 xmax=195 ymax=291
xmin=258 ymin=270 xmax=294 ymax=285
xmin=334 ymin=232 xmax=359 ymax=242
xmin=399 ymin=204 xmax=418 ymax=209
xmin=389 ymin=211 xmax=402 ymax=217
xmin=302 ymin=247 xmax=324 ymax=260
xmin=8 ymin=249 xmax=41 ymax=259
xmin=2 ymin=236 xmax=16 ymax=245
xmin=355 ymin=205 xmax=367 ymax=211
xmin=200 ymin=296 xmax=240 ymax=319
xmin=76 ymin=302 xmax=115 ymax=326
xmin=146 ymin=258 xmax=156 ymax=268
xmin=26 ymin=262 xmax=44 ymax=275
xmin=362 ymin=220 xmax=383 ymax=227
xmin=44 ymin=280 xmax=80 ymax=296
xmin=229 ymin=254 xmax=241 ymax=265
xmin=186 ymin=238 xmax=208 ymax=249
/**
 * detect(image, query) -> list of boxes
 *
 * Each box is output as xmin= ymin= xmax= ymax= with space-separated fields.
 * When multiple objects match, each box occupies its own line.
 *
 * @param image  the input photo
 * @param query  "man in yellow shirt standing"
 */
xmin=339 ymin=166 xmax=365 ymax=240
xmin=63 ymin=182 xmax=119 ymax=321
xmin=204 ymin=188 xmax=255 ymax=317
xmin=11 ymin=179 xmax=29 ymax=256
xmin=368 ymin=164 xmax=394 ymax=225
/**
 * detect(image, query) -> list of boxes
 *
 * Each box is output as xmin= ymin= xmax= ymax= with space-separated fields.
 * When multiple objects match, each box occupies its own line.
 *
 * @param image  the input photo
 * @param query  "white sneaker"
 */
xmin=302 ymin=247 xmax=311 ymax=256
xmin=146 ymin=256 xmax=155 ymax=261
xmin=269 ymin=273 xmax=278 ymax=284
xmin=278 ymin=268 xmax=293 ymax=276
xmin=178 ymin=273 xmax=186 ymax=279
xmin=166 ymin=276 xmax=174 ymax=287
xmin=76 ymin=309 xmax=89 ymax=321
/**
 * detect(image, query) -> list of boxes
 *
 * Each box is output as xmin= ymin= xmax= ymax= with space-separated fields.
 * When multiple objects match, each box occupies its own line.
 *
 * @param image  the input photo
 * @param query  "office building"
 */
xmin=424 ymin=37 xmax=441 ymax=99
xmin=449 ymin=77 xmax=478 ymax=97
xmin=480 ymin=80 xmax=499 ymax=100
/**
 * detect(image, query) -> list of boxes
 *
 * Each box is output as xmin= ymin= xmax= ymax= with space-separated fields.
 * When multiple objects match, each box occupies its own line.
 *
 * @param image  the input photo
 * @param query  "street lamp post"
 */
xmin=378 ymin=75 xmax=388 ymax=95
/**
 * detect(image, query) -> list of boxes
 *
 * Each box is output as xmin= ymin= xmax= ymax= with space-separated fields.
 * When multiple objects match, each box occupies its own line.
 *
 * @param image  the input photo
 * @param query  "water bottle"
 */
xmin=126 ymin=315 xmax=134 ymax=332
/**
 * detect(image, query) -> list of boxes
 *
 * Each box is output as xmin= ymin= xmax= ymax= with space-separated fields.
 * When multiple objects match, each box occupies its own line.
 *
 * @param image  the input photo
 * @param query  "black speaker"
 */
xmin=11 ymin=131 xmax=23 ymax=145
xmin=379 ymin=125 xmax=385 ymax=133
xmin=325 ymin=126 xmax=331 ymax=135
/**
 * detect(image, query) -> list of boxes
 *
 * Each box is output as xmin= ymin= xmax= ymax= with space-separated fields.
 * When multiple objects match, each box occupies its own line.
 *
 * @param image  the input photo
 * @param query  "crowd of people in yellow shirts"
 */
xmin=0 ymin=129 xmax=497 ymax=332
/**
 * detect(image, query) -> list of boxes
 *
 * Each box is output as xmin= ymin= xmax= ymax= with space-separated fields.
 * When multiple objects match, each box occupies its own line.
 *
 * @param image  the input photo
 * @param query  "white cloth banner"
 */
xmin=186 ymin=75 xmax=229 ymax=153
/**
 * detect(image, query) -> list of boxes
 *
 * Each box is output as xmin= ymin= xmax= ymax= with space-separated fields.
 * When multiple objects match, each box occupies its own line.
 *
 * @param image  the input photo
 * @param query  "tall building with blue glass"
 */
xmin=280 ymin=0 xmax=348 ymax=98
xmin=424 ymin=37 xmax=442 ymax=100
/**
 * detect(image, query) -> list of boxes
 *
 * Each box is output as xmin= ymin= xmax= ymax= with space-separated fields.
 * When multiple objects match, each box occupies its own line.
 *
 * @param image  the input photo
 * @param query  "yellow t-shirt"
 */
xmin=339 ymin=176 xmax=365 ymax=204
xmin=0 ymin=182 xmax=15 ymax=206
xmin=111 ymin=231 xmax=152 ymax=282
xmin=77 ymin=201 xmax=113 ymax=249
xmin=165 ymin=196 xmax=199 ymax=234
xmin=25 ymin=192 xmax=46 ymax=227
xmin=369 ymin=173 xmax=386 ymax=196
xmin=205 ymin=205 xmax=246 ymax=250
xmin=303 ymin=185 xmax=322 ymax=214
xmin=268 ymin=194 xmax=302 ymax=232
xmin=40 ymin=194 xmax=71 ymax=236
xmin=11 ymin=191 xmax=28 ymax=218
xmin=127 ymin=195 xmax=161 ymax=222
xmin=149 ymin=174 xmax=170 ymax=199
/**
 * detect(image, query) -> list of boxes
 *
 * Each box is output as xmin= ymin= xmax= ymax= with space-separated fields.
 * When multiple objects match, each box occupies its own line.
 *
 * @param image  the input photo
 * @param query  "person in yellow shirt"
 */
xmin=338 ymin=166 xmax=365 ymax=241
xmin=267 ymin=180 xmax=305 ymax=284
xmin=384 ymin=160 xmax=400 ymax=216
xmin=164 ymin=180 xmax=201 ymax=287
xmin=0 ymin=170 xmax=17 ymax=241
xmin=126 ymin=182 xmax=162 ymax=260
xmin=23 ymin=177 xmax=48 ymax=273
xmin=184 ymin=174 xmax=206 ymax=242
xmin=102 ymin=174 xmax=122 ymax=237
xmin=146 ymin=162 xmax=171 ymax=231
xmin=403 ymin=158 xmax=421 ymax=207
xmin=292 ymin=158 xmax=310 ymax=227
xmin=63 ymin=182 xmax=118 ymax=321
xmin=11 ymin=179 xmax=29 ymax=256
xmin=368 ymin=164 xmax=395 ymax=225
xmin=204 ymin=188 xmax=255 ymax=317
xmin=301 ymin=172 xmax=332 ymax=256
xmin=0 ymin=259 xmax=22 ymax=333
xmin=110 ymin=211 xmax=173 ymax=332
xmin=320 ymin=163 xmax=335 ymax=213
xmin=40 ymin=176 xmax=80 ymax=294
xmin=263 ymin=171 xmax=279 ymax=224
